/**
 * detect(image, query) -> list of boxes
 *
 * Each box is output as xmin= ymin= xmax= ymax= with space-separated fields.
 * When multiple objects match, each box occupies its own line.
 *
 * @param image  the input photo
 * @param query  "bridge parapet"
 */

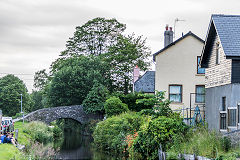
xmin=24 ymin=105 xmax=102 ymax=124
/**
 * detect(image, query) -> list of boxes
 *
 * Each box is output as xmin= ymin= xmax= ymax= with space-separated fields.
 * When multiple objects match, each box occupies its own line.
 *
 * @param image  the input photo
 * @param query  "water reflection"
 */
xmin=56 ymin=129 xmax=114 ymax=160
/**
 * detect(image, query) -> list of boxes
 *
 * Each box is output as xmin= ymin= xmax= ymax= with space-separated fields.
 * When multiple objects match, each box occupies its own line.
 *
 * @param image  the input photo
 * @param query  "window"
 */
xmin=228 ymin=108 xmax=237 ymax=127
xmin=197 ymin=56 xmax=205 ymax=74
xmin=169 ymin=85 xmax=182 ymax=103
xmin=220 ymin=113 xmax=227 ymax=130
xmin=222 ymin=97 xmax=226 ymax=111
xmin=195 ymin=85 xmax=205 ymax=103
xmin=216 ymin=43 xmax=220 ymax=64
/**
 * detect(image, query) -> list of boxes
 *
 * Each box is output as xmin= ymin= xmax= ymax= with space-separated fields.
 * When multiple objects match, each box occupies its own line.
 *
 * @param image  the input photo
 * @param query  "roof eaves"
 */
xmin=200 ymin=17 xmax=216 ymax=68
xmin=153 ymin=32 xmax=204 ymax=61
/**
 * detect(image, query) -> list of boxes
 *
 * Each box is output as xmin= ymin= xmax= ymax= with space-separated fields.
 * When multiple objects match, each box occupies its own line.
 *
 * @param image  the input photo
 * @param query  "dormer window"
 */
xmin=216 ymin=43 xmax=220 ymax=64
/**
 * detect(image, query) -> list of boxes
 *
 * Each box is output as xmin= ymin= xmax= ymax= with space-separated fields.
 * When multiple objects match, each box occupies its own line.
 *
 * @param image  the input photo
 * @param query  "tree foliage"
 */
xmin=33 ymin=69 xmax=49 ymax=91
xmin=47 ymin=56 xmax=111 ymax=107
xmin=30 ymin=90 xmax=45 ymax=111
xmin=82 ymin=81 xmax=109 ymax=114
xmin=61 ymin=17 xmax=126 ymax=57
xmin=0 ymin=75 xmax=31 ymax=116
xmin=104 ymin=34 xmax=151 ymax=93
xmin=55 ymin=17 xmax=150 ymax=94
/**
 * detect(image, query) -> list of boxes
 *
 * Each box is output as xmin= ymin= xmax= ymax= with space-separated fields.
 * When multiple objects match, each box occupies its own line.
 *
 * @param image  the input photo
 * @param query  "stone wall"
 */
xmin=24 ymin=105 xmax=103 ymax=124
xmin=224 ymin=129 xmax=240 ymax=147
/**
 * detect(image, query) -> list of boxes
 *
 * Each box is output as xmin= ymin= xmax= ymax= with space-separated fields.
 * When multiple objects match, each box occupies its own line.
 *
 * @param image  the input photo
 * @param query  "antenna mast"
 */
xmin=174 ymin=18 xmax=185 ymax=38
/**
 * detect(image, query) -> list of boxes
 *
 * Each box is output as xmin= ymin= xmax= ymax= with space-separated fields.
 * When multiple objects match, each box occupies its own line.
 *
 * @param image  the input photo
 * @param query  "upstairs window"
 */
xmin=169 ymin=85 xmax=182 ymax=103
xmin=197 ymin=56 xmax=205 ymax=74
xmin=195 ymin=85 xmax=205 ymax=103
xmin=216 ymin=43 xmax=220 ymax=64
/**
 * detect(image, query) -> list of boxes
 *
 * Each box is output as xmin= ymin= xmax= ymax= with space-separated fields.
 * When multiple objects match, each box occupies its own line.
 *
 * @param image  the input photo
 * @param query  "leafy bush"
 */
xmin=23 ymin=121 xmax=53 ymax=144
xmin=136 ymin=91 xmax=172 ymax=117
xmin=133 ymin=116 xmax=188 ymax=160
xmin=83 ymin=80 xmax=109 ymax=114
xmin=104 ymin=96 xmax=129 ymax=117
xmin=52 ymin=124 xmax=63 ymax=138
xmin=12 ymin=112 xmax=23 ymax=119
xmin=93 ymin=112 xmax=147 ymax=154
xmin=114 ymin=92 xmax=154 ymax=112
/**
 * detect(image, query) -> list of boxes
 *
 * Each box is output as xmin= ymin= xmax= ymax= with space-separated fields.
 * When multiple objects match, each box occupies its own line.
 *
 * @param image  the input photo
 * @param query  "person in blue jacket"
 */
xmin=1 ymin=132 xmax=6 ymax=143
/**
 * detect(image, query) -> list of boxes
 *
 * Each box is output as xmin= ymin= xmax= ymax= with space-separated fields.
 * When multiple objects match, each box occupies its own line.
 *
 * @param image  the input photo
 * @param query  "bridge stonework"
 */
xmin=24 ymin=105 xmax=103 ymax=124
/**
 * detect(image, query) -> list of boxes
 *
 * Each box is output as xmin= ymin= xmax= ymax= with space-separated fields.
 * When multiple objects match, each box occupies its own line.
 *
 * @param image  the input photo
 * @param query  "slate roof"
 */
xmin=213 ymin=15 xmax=240 ymax=57
xmin=134 ymin=71 xmax=155 ymax=93
xmin=201 ymin=14 xmax=240 ymax=67
xmin=153 ymin=31 xmax=204 ymax=61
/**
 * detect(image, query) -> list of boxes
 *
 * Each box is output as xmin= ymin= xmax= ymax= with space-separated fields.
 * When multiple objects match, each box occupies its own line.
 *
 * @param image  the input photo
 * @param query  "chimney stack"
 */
xmin=133 ymin=65 xmax=140 ymax=83
xmin=164 ymin=24 xmax=173 ymax=47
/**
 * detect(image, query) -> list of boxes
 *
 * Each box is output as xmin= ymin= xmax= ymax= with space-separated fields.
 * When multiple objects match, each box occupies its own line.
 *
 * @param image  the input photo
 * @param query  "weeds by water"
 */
xmin=168 ymin=126 xmax=240 ymax=159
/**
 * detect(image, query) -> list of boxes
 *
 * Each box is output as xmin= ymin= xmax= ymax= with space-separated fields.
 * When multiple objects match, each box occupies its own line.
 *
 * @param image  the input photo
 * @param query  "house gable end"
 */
xmin=153 ymin=32 xmax=204 ymax=61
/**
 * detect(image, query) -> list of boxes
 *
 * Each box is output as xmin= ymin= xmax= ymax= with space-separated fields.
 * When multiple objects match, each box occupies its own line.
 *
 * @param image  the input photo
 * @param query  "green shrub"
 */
xmin=136 ymin=91 xmax=172 ymax=118
xmin=133 ymin=116 xmax=188 ymax=160
xmin=83 ymin=80 xmax=109 ymax=114
xmin=23 ymin=121 xmax=53 ymax=144
xmin=52 ymin=125 xmax=63 ymax=138
xmin=138 ymin=109 xmax=154 ymax=116
xmin=221 ymin=136 xmax=231 ymax=152
xmin=12 ymin=112 xmax=24 ymax=119
xmin=93 ymin=112 xmax=147 ymax=154
xmin=104 ymin=96 xmax=129 ymax=117
xmin=114 ymin=92 xmax=154 ymax=112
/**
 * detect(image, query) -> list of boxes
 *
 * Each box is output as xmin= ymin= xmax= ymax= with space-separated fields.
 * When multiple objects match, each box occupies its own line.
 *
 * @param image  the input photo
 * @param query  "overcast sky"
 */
xmin=0 ymin=0 xmax=240 ymax=91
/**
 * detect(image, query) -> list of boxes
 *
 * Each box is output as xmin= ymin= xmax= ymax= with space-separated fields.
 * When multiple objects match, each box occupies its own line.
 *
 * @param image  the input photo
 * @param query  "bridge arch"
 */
xmin=24 ymin=105 xmax=102 ymax=124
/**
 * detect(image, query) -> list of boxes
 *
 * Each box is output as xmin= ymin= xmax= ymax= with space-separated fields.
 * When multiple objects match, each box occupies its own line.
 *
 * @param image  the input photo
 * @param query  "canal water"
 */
xmin=55 ymin=128 xmax=115 ymax=160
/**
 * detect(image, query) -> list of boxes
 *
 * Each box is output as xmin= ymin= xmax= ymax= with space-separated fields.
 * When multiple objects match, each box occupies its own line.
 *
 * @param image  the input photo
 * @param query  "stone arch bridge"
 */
xmin=24 ymin=105 xmax=103 ymax=124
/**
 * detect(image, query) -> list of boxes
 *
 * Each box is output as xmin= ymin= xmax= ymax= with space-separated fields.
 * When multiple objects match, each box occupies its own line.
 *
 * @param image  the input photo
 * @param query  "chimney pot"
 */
xmin=165 ymin=24 xmax=169 ymax=31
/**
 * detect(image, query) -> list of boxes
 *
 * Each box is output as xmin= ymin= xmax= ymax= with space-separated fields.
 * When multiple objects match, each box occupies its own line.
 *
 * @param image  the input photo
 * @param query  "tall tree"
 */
xmin=61 ymin=17 xmax=126 ymax=57
xmin=104 ymin=34 xmax=151 ymax=93
xmin=0 ymin=75 xmax=31 ymax=116
xmin=57 ymin=17 xmax=151 ymax=94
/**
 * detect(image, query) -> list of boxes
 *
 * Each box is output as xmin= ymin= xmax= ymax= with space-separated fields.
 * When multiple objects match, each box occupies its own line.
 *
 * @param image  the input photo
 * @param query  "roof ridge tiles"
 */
xmin=212 ymin=14 xmax=240 ymax=17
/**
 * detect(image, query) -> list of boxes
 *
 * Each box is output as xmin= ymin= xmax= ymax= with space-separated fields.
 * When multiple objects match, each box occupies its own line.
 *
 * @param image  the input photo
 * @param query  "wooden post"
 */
xmin=15 ymin=129 xmax=19 ymax=141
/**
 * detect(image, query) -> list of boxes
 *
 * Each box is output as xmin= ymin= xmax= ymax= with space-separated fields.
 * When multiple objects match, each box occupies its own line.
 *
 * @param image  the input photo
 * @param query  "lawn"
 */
xmin=0 ymin=121 xmax=31 ymax=160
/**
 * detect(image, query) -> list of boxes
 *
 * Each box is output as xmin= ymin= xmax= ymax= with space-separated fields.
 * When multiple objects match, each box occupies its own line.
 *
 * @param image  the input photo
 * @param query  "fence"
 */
xmin=158 ymin=146 xmax=211 ymax=160
xmin=172 ymin=104 xmax=205 ymax=126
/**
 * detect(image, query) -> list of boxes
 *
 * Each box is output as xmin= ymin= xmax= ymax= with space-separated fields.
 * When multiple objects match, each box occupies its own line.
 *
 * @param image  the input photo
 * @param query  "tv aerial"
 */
xmin=174 ymin=18 xmax=186 ymax=38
